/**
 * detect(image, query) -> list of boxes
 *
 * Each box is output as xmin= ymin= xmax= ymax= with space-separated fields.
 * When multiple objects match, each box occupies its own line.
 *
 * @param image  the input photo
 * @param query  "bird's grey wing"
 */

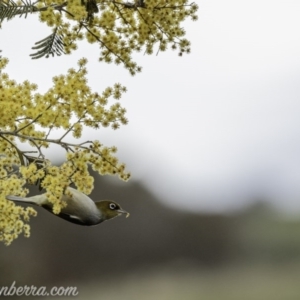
xmin=41 ymin=204 xmax=87 ymax=226
xmin=55 ymin=211 xmax=101 ymax=226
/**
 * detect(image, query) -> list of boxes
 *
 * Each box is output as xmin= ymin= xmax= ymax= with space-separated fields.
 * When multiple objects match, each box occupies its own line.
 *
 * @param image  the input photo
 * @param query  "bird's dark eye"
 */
xmin=109 ymin=203 xmax=117 ymax=210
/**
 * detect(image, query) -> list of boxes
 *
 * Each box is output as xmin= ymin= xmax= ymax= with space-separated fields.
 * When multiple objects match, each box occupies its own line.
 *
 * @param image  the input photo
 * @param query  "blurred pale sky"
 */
xmin=1 ymin=0 xmax=300 ymax=213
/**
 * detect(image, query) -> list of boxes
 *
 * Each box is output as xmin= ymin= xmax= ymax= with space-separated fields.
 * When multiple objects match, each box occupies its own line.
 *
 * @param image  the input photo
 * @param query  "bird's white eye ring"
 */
xmin=109 ymin=203 xmax=117 ymax=210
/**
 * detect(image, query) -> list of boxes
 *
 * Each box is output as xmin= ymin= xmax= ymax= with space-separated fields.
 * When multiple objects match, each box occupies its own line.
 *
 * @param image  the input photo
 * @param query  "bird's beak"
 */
xmin=118 ymin=209 xmax=130 ymax=218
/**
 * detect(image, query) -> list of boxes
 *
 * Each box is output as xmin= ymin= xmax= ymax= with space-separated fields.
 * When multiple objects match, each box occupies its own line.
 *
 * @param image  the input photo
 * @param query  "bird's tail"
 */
xmin=6 ymin=195 xmax=35 ymax=205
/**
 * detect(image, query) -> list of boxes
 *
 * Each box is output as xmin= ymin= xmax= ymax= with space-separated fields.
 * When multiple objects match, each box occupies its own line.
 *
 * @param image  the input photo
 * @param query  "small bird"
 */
xmin=6 ymin=187 xmax=129 ymax=226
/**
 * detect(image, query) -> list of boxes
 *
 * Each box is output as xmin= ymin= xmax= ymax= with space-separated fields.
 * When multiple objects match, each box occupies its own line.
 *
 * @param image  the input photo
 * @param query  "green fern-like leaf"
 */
xmin=0 ymin=0 xmax=36 ymax=22
xmin=30 ymin=27 xmax=65 ymax=59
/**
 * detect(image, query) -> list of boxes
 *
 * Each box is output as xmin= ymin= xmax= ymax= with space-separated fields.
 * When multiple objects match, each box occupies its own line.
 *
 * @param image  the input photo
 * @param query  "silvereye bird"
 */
xmin=6 ymin=187 xmax=129 ymax=226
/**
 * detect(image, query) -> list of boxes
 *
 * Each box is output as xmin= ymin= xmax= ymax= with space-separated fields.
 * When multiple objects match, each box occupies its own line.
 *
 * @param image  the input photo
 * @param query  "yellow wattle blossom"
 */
xmin=0 ymin=0 xmax=197 ymax=245
xmin=1 ymin=0 xmax=197 ymax=75
xmin=0 ymin=56 xmax=130 ymax=245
